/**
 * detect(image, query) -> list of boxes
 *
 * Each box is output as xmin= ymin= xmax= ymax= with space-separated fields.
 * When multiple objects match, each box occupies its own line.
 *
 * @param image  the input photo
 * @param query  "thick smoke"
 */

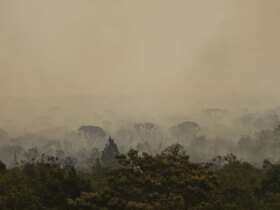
xmin=0 ymin=1 xmax=280 ymax=168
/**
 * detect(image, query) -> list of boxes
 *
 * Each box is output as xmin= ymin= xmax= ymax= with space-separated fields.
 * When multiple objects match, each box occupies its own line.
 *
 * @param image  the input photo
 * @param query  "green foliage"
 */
xmin=0 ymin=159 xmax=90 ymax=210
xmin=70 ymin=146 xmax=216 ymax=210
xmin=2 ymin=146 xmax=280 ymax=210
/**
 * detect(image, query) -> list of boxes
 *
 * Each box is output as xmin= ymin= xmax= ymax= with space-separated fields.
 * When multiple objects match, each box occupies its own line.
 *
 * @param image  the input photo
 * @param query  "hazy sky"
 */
xmin=0 ymin=0 xmax=280 ymax=131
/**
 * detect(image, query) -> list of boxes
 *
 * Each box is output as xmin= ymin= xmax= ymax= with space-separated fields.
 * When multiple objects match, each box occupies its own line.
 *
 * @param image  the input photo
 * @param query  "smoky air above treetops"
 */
xmin=1 ymin=0 xmax=280 ymax=111
xmin=0 ymin=1 xmax=280 ymax=166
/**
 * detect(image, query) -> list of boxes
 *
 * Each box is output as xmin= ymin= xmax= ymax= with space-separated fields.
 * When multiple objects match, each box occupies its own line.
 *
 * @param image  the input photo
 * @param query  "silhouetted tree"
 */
xmin=101 ymin=137 xmax=120 ymax=168
xmin=0 ymin=160 xmax=6 ymax=172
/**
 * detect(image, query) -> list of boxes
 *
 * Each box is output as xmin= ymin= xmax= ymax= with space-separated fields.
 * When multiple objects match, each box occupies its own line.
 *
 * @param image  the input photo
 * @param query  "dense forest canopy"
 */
xmin=1 ymin=138 xmax=280 ymax=210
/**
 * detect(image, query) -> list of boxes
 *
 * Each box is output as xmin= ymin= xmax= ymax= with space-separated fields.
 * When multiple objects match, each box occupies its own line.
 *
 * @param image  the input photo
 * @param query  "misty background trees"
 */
xmin=2 ymin=108 xmax=280 ymax=168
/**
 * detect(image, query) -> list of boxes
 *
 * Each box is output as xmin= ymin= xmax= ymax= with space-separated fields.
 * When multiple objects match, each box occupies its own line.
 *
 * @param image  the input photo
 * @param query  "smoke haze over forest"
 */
xmin=1 ymin=0 xmax=280 ymax=132
xmin=2 ymin=2 xmax=280 ymax=210
xmin=0 ymin=1 xmax=280 ymax=166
